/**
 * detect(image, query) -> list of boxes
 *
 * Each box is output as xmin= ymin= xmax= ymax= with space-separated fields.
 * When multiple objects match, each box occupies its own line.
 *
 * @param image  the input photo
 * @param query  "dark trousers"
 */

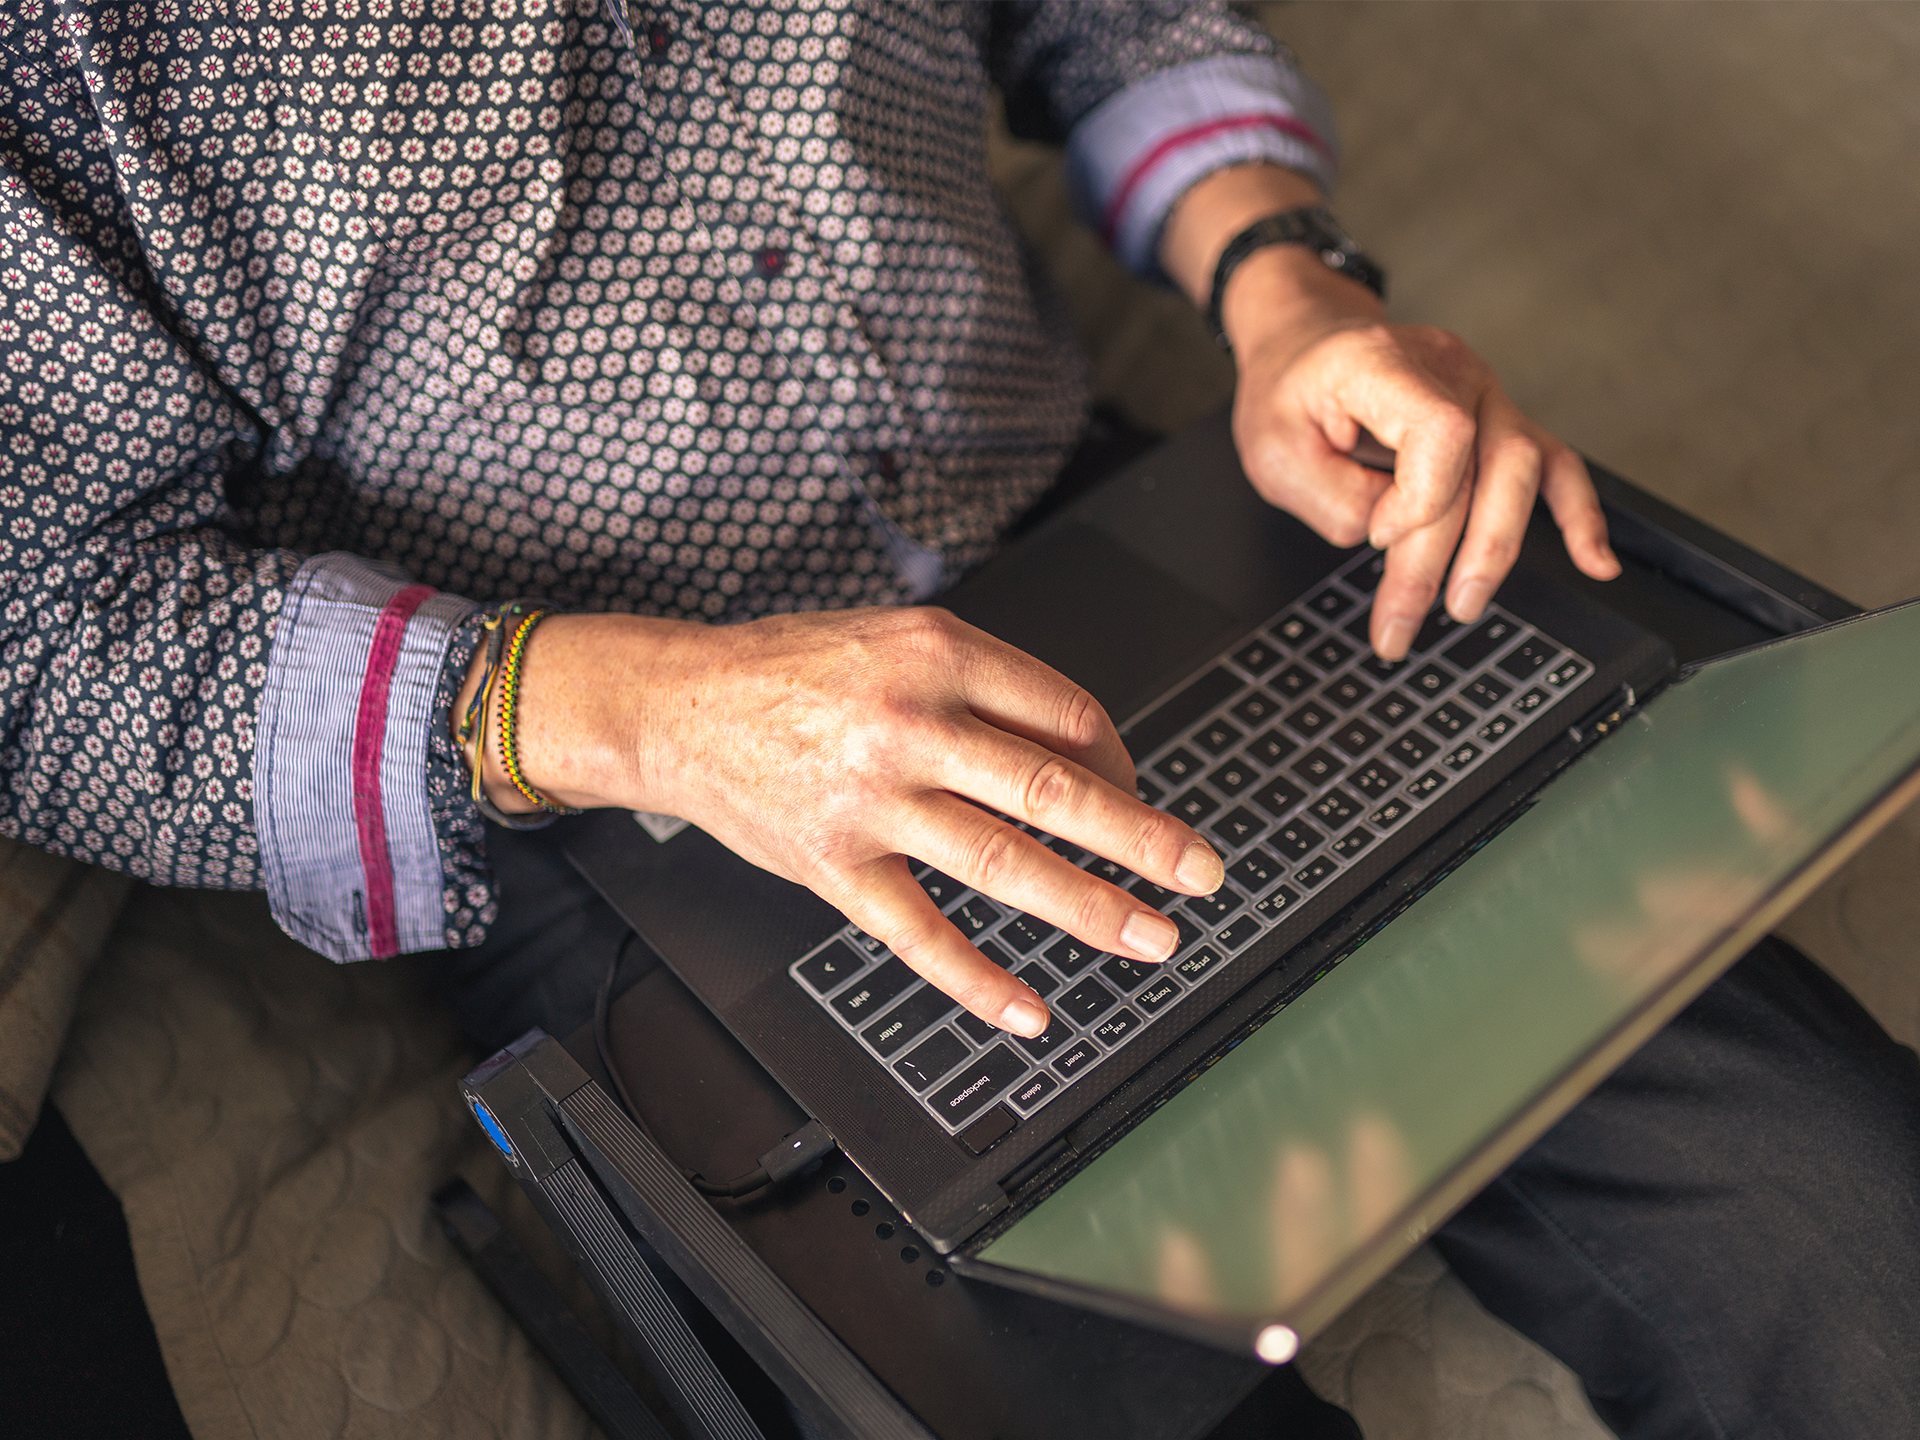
xmin=432 ymin=825 xmax=1920 ymax=1440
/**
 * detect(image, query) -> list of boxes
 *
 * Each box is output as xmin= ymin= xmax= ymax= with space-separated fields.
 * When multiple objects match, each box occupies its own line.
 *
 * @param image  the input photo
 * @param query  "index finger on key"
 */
xmin=936 ymin=717 xmax=1224 ymax=899
xmin=1369 ymin=485 xmax=1473 ymax=661
xmin=833 ymin=854 xmax=1053 ymax=1038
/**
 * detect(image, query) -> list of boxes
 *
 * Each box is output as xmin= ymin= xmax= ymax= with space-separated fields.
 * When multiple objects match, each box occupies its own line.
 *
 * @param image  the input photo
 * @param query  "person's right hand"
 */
xmin=460 ymin=607 xmax=1227 ymax=1038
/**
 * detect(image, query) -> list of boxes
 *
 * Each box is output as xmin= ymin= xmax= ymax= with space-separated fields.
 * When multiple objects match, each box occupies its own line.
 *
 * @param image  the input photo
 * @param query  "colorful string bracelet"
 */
xmin=496 ymin=606 xmax=579 ymax=817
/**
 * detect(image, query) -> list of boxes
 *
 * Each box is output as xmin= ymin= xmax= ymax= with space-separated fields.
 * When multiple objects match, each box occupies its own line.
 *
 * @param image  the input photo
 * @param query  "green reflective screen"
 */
xmin=979 ymin=603 xmax=1920 ymax=1330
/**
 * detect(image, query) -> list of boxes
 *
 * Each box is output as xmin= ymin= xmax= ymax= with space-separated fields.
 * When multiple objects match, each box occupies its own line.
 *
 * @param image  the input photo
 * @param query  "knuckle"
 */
xmin=1487 ymin=432 xmax=1543 ymax=477
xmin=1019 ymin=753 xmax=1079 ymax=819
xmin=1057 ymin=683 xmax=1107 ymax=752
xmin=963 ymin=821 xmax=1027 ymax=892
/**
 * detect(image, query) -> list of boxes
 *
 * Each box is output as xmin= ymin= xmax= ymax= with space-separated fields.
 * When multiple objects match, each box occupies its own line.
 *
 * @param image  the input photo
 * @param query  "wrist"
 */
xmin=1218 ymin=243 xmax=1386 ymax=370
xmin=449 ymin=610 xmax=688 ymax=818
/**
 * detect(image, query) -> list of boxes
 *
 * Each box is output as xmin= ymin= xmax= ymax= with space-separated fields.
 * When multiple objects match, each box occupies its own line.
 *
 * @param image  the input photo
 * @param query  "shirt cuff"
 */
xmin=256 ymin=554 xmax=481 ymax=961
xmin=1066 ymin=54 xmax=1341 ymax=280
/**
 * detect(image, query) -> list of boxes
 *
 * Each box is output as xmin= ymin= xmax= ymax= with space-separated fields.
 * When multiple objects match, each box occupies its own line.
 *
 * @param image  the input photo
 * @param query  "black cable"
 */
xmin=594 ymin=931 xmax=778 ymax=1199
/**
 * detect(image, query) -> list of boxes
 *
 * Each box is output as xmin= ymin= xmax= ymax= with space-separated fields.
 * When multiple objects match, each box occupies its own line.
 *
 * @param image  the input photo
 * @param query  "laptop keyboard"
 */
xmin=789 ymin=551 xmax=1593 ymax=1140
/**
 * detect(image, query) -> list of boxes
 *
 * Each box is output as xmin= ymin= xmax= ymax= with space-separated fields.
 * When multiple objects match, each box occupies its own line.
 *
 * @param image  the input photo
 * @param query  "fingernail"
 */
xmin=1174 ymin=840 xmax=1224 ymax=894
xmin=1120 ymin=909 xmax=1179 ymax=964
xmin=999 ymin=994 xmax=1050 ymax=1038
xmin=1376 ymin=614 xmax=1415 ymax=660
xmin=1451 ymin=578 xmax=1493 ymax=621
xmin=1370 ymin=525 xmax=1405 ymax=551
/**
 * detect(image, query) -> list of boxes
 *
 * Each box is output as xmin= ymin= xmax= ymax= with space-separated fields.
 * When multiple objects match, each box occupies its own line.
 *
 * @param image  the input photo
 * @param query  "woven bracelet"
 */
xmin=455 ymin=599 xmax=562 ymax=831
xmin=496 ymin=607 xmax=580 ymax=817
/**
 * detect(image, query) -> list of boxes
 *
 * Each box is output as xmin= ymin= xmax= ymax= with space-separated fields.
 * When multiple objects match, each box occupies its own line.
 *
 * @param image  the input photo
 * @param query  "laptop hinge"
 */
xmin=999 ymin=1136 xmax=1072 ymax=1198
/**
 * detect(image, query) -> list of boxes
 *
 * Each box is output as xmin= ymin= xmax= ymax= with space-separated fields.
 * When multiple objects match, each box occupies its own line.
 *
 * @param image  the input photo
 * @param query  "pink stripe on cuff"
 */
xmin=351 ymin=583 xmax=434 ymax=958
xmin=1100 ymin=112 xmax=1332 ymax=247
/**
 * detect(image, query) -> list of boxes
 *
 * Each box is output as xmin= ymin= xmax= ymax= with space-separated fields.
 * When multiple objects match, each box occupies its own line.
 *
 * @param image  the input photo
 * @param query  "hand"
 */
xmin=461 ymin=608 xmax=1226 ymax=1038
xmin=1162 ymin=165 xmax=1621 ymax=660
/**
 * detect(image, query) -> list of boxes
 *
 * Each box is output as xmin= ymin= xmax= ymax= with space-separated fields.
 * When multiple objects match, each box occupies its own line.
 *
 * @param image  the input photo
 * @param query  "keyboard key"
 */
xmin=1176 ymin=945 xmax=1226 ymax=983
xmin=1184 ymin=889 xmax=1241 ymax=925
xmin=1412 ymin=610 xmax=1462 ymax=653
xmin=863 ymin=986 xmax=959 ymax=1057
xmin=1330 ymin=827 xmax=1375 ymax=861
xmin=797 ymin=940 xmax=866 ymax=995
xmin=832 ymin=958 xmax=917 ymax=1023
xmin=1230 ymin=690 xmax=1283 ymax=728
xmin=1134 ymin=774 xmax=1164 ymax=806
xmin=1443 ymin=616 xmax=1521 ymax=670
xmin=1358 ymin=652 xmax=1405 ymax=681
xmin=1093 ymin=1008 xmax=1143 ymax=1048
xmin=1169 ymin=788 xmax=1220 ymax=825
xmin=1294 ymin=855 xmax=1338 ymax=888
xmin=1136 ymin=975 xmax=1182 ymax=1014
xmin=1307 ymin=636 xmax=1355 ymax=671
xmin=1306 ymin=587 xmax=1354 ymax=619
xmin=1289 ymin=747 xmax=1345 ymax=785
xmin=1367 ymin=690 xmax=1420 ymax=728
xmin=1254 ymin=884 xmax=1301 ymax=921
xmin=1153 ymin=747 xmax=1204 ymax=784
xmin=1207 ymin=757 xmax=1257 ymax=796
xmin=1099 ymin=955 xmax=1158 ymax=993
xmin=1367 ymin=797 xmax=1412 ymax=830
xmin=1389 ymin=731 xmax=1439 ymax=767
xmin=1057 ymin=977 xmax=1119 ymax=1026
xmin=1284 ymin=700 xmax=1337 ymax=739
xmin=1425 ymin=702 xmax=1475 ymax=738
xmin=849 ymin=929 xmax=889 ymax=957
xmin=1126 ymin=666 xmax=1245 ymax=766
xmin=1217 ymin=914 xmax=1263 ymax=951
xmin=1477 ymin=713 xmax=1518 ymax=743
xmin=1008 ymin=1070 xmax=1059 ymax=1113
xmin=1015 ymin=962 xmax=1060 ymax=998
xmin=1462 ymin=673 xmax=1513 ymax=709
xmin=1326 ymin=673 xmax=1374 ymax=708
xmin=1083 ymin=856 xmax=1132 ymax=886
xmin=1271 ymin=663 xmax=1318 ymax=698
xmin=1245 ymin=728 xmax=1297 ymax=767
xmin=952 ymin=898 xmax=1001 ymax=938
xmin=1052 ymin=1039 xmax=1102 ymax=1080
xmin=1045 ymin=836 xmax=1086 ymax=865
xmin=956 ymin=1011 xmax=1001 ymax=1044
xmin=1194 ymin=718 xmax=1245 ymax=756
xmin=1407 ymin=662 xmax=1453 ymax=698
xmin=1015 ymin=1016 xmax=1075 ymax=1060
xmin=1406 ymin=769 xmax=1447 ymax=800
xmin=1044 ymin=935 xmax=1102 ymax=976
xmin=1497 ymin=639 xmax=1557 ymax=680
xmin=1128 ymin=880 xmax=1180 ymax=910
xmin=1346 ymin=553 xmax=1386 ymax=592
xmin=1229 ymin=848 xmax=1284 ymax=892
xmin=1442 ymin=741 xmax=1483 ymax=772
xmin=1310 ymin=788 xmax=1361 ymax=827
xmin=974 ymin=939 xmax=1016 ymax=970
xmin=1270 ymin=819 xmax=1325 ymax=862
xmin=999 ymin=914 xmax=1057 ymax=954
xmin=1232 ymin=637 xmax=1285 ymax=675
xmin=1209 ymin=805 xmax=1267 ymax=849
xmin=1545 ymin=658 xmax=1585 ymax=687
xmin=926 ymin=1042 xmax=1026 ymax=1123
xmin=1513 ymin=686 xmax=1551 ymax=714
xmin=1349 ymin=761 xmax=1400 ymax=799
xmin=1272 ymin=615 xmax=1316 ymax=646
xmin=1171 ymin=910 xmax=1205 ymax=951
xmin=896 ymin=1028 xmax=971 ymax=1092
xmin=918 ymin=869 xmax=965 ymax=908
xmin=1253 ymin=776 xmax=1307 ymax=818
xmin=1343 ymin=611 xmax=1375 ymax=644
xmin=1332 ymin=718 xmax=1381 ymax=757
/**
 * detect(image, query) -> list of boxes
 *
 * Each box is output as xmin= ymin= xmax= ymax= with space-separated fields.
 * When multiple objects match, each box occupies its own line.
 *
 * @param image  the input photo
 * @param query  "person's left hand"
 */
xmin=1161 ymin=165 xmax=1622 ymax=660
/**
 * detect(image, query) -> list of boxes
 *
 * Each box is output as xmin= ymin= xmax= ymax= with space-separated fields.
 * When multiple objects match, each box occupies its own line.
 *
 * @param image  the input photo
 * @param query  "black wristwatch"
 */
xmin=1207 ymin=206 xmax=1387 ymax=351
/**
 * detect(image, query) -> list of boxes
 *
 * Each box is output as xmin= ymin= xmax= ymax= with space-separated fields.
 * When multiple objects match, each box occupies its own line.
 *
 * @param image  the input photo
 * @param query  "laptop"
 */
xmin=558 ymin=418 xmax=1920 ymax=1362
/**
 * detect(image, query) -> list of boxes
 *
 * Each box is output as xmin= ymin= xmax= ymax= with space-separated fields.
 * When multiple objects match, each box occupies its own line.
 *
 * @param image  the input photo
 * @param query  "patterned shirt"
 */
xmin=0 ymin=0 xmax=1335 ymax=960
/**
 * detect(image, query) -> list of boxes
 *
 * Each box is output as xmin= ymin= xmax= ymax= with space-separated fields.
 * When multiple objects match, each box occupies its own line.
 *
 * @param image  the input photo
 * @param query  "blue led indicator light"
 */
xmin=470 ymin=1099 xmax=515 ymax=1161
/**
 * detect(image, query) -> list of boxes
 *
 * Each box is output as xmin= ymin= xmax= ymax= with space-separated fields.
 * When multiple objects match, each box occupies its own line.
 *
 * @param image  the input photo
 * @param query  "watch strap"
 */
xmin=1207 ymin=206 xmax=1387 ymax=351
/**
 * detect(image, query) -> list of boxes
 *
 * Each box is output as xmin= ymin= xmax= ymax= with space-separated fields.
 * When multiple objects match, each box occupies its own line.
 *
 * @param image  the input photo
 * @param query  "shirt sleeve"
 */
xmin=986 ymin=2 xmax=1341 ymax=278
xmin=254 ymin=555 xmax=488 ymax=961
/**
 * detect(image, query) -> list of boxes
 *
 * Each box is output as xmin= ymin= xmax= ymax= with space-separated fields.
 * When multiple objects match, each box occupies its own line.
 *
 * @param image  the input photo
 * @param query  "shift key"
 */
xmin=928 ymin=1043 xmax=1028 ymax=1128
xmin=831 ymin=958 xmax=916 ymax=1024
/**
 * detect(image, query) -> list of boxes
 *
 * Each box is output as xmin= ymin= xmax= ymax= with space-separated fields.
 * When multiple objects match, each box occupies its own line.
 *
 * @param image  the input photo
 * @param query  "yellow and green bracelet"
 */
xmin=495 ymin=606 xmax=577 ymax=816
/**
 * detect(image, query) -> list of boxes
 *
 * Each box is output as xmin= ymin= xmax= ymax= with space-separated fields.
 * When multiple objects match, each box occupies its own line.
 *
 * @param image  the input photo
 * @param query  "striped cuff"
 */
xmin=256 ymin=554 xmax=480 ymax=961
xmin=1067 ymin=54 xmax=1341 ymax=279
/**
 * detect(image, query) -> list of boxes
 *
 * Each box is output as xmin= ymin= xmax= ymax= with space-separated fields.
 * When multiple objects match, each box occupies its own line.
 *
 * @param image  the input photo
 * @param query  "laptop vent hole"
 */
xmin=900 ymin=1246 xmax=920 ymax=1264
xmin=850 ymin=1199 xmax=869 ymax=1217
xmin=827 ymin=1176 xmax=847 ymax=1194
xmin=875 ymin=1222 xmax=895 ymax=1240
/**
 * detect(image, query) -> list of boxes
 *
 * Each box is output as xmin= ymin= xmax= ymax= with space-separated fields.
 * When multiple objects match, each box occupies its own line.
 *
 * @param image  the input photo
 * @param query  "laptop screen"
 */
xmin=972 ymin=598 xmax=1920 ymax=1354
